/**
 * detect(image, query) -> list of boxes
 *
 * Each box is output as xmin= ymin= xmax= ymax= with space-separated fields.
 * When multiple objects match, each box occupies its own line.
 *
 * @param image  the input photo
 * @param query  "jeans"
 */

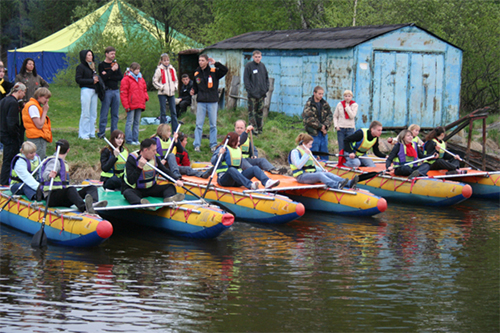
xmin=217 ymin=166 xmax=270 ymax=189
xmin=98 ymin=89 xmax=120 ymax=138
xmin=344 ymin=155 xmax=376 ymax=168
xmin=297 ymin=171 xmax=350 ymax=189
xmin=311 ymin=132 xmax=329 ymax=161
xmin=194 ymin=102 xmax=218 ymax=149
xmin=165 ymin=154 xmax=182 ymax=178
xmin=11 ymin=183 xmax=37 ymax=200
xmin=158 ymin=94 xmax=177 ymax=130
xmin=125 ymin=109 xmax=142 ymax=144
xmin=79 ymin=88 xmax=98 ymax=139
xmin=337 ymin=127 xmax=355 ymax=152
xmin=241 ymin=157 xmax=274 ymax=171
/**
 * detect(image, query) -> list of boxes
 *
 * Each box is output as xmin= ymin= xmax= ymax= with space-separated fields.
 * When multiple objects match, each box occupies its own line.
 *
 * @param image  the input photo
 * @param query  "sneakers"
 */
xmin=164 ymin=193 xmax=185 ymax=202
xmin=250 ymin=182 xmax=259 ymax=190
xmin=408 ymin=170 xmax=420 ymax=179
xmin=211 ymin=146 xmax=217 ymax=153
xmin=458 ymin=170 xmax=468 ymax=175
xmin=338 ymin=178 xmax=349 ymax=190
xmin=194 ymin=146 xmax=201 ymax=152
xmin=200 ymin=167 xmax=214 ymax=179
xmin=140 ymin=198 xmax=156 ymax=210
xmin=264 ymin=179 xmax=280 ymax=189
xmin=349 ymin=175 xmax=359 ymax=190
xmin=84 ymin=194 xmax=95 ymax=214
xmin=93 ymin=200 xmax=108 ymax=208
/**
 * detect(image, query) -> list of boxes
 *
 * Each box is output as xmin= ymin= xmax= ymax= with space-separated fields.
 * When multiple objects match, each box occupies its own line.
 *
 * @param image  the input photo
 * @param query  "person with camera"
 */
xmin=98 ymin=46 xmax=123 ymax=138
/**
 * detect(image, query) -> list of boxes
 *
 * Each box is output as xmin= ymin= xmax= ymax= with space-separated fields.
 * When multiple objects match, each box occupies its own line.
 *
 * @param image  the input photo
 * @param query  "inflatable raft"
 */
xmin=323 ymin=163 xmax=472 ymax=206
xmin=90 ymin=187 xmax=234 ymax=239
xmin=159 ymin=176 xmax=305 ymax=224
xmin=427 ymin=169 xmax=500 ymax=200
xmin=0 ymin=188 xmax=113 ymax=247
xmin=247 ymin=173 xmax=387 ymax=216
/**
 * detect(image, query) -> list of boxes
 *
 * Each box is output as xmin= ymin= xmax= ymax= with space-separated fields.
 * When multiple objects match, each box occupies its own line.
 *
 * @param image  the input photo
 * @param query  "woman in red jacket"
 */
xmin=120 ymin=62 xmax=149 ymax=145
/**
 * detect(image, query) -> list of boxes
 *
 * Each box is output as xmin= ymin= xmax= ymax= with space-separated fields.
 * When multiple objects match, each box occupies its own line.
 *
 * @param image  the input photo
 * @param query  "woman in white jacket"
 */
xmin=152 ymin=53 xmax=178 ymax=131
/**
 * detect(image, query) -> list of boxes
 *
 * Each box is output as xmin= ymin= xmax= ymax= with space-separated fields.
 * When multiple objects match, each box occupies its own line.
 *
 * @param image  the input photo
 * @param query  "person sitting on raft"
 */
xmin=40 ymin=139 xmax=106 ymax=213
xmin=289 ymin=133 xmax=358 ymax=190
xmin=423 ymin=126 xmax=464 ymax=174
xmin=10 ymin=141 xmax=41 ymax=200
xmin=100 ymin=130 xmax=128 ymax=190
xmin=385 ymin=129 xmax=438 ymax=179
xmin=123 ymin=138 xmax=185 ymax=206
xmin=152 ymin=123 xmax=183 ymax=179
xmin=391 ymin=124 xmax=425 ymax=149
xmin=174 ymin=132 xmax=211 ymax=178
xmin=342 ymin=120 xmax=386 ymax=168
xmin=216 ymin=132 xmax=280 ymax=190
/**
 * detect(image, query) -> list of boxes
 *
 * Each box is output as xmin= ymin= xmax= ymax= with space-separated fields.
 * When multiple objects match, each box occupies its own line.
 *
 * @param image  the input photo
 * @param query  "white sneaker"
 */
xmin=264 ymin=179 xmax=280 ymax=189
xmin=250 ymin=182 xmax=259 ymax=190
xmin=194 ymin=146 xmax=201 ymax=152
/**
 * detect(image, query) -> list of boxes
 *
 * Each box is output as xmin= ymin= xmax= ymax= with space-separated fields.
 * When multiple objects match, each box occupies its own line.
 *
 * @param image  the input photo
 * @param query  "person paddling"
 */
xmin=100 ymin=130 xmax=128 ymax=190
xmin=423 ymin=126 xmax=464 ymax=174
xmin=289 ymin=133 xmax=357 ymax=190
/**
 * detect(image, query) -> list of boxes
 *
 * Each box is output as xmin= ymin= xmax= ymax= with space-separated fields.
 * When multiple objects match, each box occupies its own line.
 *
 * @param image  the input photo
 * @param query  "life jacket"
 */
xmin=217 ymin=146 xmax=242 ymax=174
xmin=124 ymin=151 xmax=158 ymax=189
xmin=154 ymin=136 xmax=177 ymax=158
xmin=240 ymin=136 xmax=251 ymax=159
xmin=10 ymin=153 xmax=40 ymax=185
xmin=40 ymin=156 xmax=69 ymax=191
xmin=100 ymin=147 xmax=129 ymax=179
xmin=393 ymin=142 xmax=419 ymax=166
xmin=22 ymin=98 xmax=53 ymax=142
xmin=424 ymin=139 xmax=445 ymax=164
xmin=350 ymin=128 xmax=377 ymax=157
xmin=288 ymin=146 xmax=316 ymax=177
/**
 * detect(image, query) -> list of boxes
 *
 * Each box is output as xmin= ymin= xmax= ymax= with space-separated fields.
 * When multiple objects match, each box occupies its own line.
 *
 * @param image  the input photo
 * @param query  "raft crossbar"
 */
xmin=182 ymin=181 xmax=276 ymax=200
xmin=59 ymin=200 xmax=204 ymax=212
xmin=243 ymin=184 xmax=328 ymax=192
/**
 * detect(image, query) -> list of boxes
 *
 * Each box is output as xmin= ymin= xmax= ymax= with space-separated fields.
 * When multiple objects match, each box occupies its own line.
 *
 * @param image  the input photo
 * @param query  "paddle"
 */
xmin=202 ymin=138 xmax=229 ymax=199
xmin=249 ymin=130 xmax=254 ymax=159
xmin=357 ymin=155 xmax=436 ymax=182
xmin=103 ymin=136 xmax=208 ymax=204
xmin=312 ymin=151 xmax=385 ymax=160
xmin=0 ymin=160 xmax=43 ymax=212
xmin=162 ymin=122 xmax=182 ymax=161
xmin=31 ymin=144 xmax=61 ymax=248
xmin=440 ymin=147 xmax=481 ymax=171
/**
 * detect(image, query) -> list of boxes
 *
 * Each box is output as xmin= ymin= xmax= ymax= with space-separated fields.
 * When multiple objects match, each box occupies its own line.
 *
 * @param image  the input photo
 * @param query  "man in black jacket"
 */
xmin=190 ymin=54 xmax=228 ymax=152
xmin=244 ymin=50 xmax=269 ymax=136
xmin=98 ymin=46 xmax=122 ymax=138
xmin=0 ymin=83 xmax=26 ymax=185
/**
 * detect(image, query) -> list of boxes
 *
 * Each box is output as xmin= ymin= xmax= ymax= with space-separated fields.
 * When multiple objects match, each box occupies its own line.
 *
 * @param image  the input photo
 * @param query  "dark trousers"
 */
xmin=102 ymin=175 xmax=122 ymax=191
xmin=122 ymin=183 xmax=177 ymax=205
xmin=0 ymin=138 xmax=21 ymax=186
xmin=178 ymin=100 xmax=190 ymax=115
xmin=11 ymin=182 xmax=37 ymax=200
xmin=429 ymin=158 xmax=460 ymax=171
xmin=47 ymin=186 xmax=98 ymax=212
xmin=395 ymin=163 xmax=431 ymax=177
xmin=248 ymin=97 xmax=264 ymax=133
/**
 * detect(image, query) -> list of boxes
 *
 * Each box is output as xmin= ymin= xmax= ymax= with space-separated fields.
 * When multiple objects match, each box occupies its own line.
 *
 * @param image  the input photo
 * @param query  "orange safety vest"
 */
xmin=22 ymin=98 xmax=52 ymax=142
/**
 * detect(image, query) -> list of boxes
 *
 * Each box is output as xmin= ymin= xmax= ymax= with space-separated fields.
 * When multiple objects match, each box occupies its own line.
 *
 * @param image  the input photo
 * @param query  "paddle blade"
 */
xmin=357 ymin=171 xmax=380 ymax=182
xmin=31 ymin=227 xmax=48 ymax=248
xmin=311 ymin=151 xmax=331 ymax=156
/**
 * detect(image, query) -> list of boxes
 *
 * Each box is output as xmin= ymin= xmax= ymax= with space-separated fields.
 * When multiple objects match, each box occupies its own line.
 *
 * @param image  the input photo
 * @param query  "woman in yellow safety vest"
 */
xmin=289 ymin=133 xmax=357 ymax=190
xmin=216 ymin=132 xmax=280 ymax=190
xmin=423 ymin=126 xmax=463 ymax=174
xmin=100 ymin=130 xmax=128 ymax=190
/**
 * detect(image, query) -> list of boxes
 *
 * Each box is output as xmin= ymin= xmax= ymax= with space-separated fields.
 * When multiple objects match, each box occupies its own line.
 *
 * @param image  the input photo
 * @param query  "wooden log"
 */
xmin=226 ymin=76 xmax=240 ymax=110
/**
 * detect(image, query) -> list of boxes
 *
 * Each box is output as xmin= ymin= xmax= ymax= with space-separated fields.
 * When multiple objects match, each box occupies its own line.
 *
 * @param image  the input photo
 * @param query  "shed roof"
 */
xmin=205 ymin=23 xmax=460 ymax=50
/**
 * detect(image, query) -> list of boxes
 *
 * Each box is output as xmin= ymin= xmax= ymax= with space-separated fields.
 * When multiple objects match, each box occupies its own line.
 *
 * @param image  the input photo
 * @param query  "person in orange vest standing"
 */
xmin=22 ymin=87 xmax=52 ymax=160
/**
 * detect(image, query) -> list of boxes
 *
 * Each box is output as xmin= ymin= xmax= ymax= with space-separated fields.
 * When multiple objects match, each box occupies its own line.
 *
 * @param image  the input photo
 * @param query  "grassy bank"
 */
xmin=10 ymin=84 xmax=500 ymax=181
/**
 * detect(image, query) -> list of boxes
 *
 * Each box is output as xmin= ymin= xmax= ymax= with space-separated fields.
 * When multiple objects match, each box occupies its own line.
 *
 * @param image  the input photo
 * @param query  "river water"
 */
xmin=1 ymin=198 xmax=498 ymax=332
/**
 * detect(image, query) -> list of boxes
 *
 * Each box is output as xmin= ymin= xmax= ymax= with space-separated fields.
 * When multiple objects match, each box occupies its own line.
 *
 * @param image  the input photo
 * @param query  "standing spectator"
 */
xmin=22 ymin=87 xmax=52 ymax=161
xmin=190 ymin=54 xmax=228 ymax=152
xmin=75 ymin=50 xmax=99 ymax=140
xmin=15 ymin=58 xmax=49 ymax=103
xmin=302 ymin=86 xmax=333 ymax=160
xmin=333 ymin=90 xmax=357 ymax=151
xmin=176 ymin=74 xmax=192 ymax=117
xmin=244 ymin=50 xmax=269 ymax=136
xmin=98 ymin=46 xmax=122 ymax=138
xmin=120 ymin=63 xmax=148 ymax=145
xmin=152 ymin=53 xmax=178 ymax=129
xmin=0 ymin=63 xmax=14 ymax=101
xmin=0 ymin=83 xmax=26 ymax=185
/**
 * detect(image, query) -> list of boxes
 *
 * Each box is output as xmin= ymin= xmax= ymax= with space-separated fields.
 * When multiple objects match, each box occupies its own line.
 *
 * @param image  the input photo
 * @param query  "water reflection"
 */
xmin=1 ymin=199 xmax=498 ymax=332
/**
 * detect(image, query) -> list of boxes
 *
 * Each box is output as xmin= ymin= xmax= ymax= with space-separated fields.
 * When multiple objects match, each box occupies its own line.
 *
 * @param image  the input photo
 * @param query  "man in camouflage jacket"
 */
xmin=302 ymin=86 xmax=333 ymax=160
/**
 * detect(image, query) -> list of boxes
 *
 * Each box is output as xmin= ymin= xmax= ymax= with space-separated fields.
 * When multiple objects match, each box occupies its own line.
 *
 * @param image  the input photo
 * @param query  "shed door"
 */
xmin=280 ymin=56 xmax=303 ymax=115
xmin=372 ymin=51 xmax=444 ymax=128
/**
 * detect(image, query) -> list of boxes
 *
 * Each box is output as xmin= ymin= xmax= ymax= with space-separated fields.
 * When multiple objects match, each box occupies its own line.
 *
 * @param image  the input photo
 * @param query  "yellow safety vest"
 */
xmin=100 ymin=148 xmax=129 ymax=178
xmin=289 ymin=146 xmax=316 ymax=177
xmin=124 ymin=151 xmax=158 ymax=189
xmin=351 ymin=128 xmax=377 ymax=156
xmin=217 ymin=146 xmax=242 ymax=174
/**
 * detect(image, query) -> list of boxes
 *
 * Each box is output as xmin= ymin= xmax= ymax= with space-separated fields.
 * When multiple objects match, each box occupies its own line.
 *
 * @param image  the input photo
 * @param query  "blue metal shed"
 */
xmin=204 ymin=23 xmax=463 ymax=129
